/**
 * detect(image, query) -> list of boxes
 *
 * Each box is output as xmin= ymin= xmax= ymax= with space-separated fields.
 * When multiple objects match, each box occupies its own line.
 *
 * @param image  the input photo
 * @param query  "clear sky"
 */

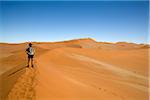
xmin=0 ymin=1 xmax=149 ymax=43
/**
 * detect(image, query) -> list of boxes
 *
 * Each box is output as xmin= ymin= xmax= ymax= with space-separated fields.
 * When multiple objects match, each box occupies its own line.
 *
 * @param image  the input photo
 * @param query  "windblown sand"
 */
xmin=0 ymin=38 xmax=149 ymax=100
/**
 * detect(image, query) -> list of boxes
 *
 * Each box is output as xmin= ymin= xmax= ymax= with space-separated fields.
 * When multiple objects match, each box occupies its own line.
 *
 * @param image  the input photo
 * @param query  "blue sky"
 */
xmin=0 ymin=1 xmax=149 ymax=43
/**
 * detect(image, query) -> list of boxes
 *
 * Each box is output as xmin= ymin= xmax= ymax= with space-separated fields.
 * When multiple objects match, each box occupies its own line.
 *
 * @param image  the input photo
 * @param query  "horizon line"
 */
xmin=0 ymin=38 xmax=148 ymax=44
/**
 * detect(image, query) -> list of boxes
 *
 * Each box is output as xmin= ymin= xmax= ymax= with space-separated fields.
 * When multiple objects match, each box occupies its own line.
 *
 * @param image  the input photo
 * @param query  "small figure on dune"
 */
xmin=26 ymin=43 xmax=35 ymax=68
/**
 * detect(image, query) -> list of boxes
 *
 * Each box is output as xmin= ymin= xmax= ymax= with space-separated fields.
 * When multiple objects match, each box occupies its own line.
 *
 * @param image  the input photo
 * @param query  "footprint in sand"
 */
xmin=7 ymin=68 xmax=37 ymax=100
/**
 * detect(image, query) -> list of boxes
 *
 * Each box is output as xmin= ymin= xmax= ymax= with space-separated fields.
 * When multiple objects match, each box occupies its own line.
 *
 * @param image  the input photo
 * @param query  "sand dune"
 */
xmin=0 ymin=38 xmax=149 ymax=100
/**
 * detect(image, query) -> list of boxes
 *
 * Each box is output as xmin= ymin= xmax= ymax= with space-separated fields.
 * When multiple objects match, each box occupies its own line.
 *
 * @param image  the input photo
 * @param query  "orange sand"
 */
xmin=0 ymin=38 xmax=149 ymax=100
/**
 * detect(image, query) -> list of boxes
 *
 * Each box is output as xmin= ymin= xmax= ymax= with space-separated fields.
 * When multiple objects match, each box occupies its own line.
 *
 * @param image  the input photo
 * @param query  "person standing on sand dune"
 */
xmin=26 ymin=43 xmax=35 ymax=68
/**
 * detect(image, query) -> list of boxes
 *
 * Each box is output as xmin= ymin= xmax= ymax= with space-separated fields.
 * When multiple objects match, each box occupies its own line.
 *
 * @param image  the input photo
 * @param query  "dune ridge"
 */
xmin=7 ymin=68 xmax=37 ymax=100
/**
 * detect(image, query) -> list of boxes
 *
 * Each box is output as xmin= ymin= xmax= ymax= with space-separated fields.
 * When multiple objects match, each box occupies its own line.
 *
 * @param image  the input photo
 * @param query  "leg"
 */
xmin=31 ymin=58 xmax=34 ymax=68
xmin=27 ymin=57 xmax=30 ymax=67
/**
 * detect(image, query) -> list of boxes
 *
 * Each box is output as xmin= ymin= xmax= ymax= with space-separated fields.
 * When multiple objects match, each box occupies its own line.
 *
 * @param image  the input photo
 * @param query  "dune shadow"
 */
xmin=7 ymin=66 xmax=37 ymax=100
xmin=0 ymin=64 xmax=34 ymax=100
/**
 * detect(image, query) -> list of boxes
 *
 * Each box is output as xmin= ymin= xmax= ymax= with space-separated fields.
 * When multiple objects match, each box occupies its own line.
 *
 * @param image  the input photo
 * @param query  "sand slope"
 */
xmin=0 ymin=38 xmax=149 ymax=100
xmin=34 ymin=47 xmax=148 ymax=100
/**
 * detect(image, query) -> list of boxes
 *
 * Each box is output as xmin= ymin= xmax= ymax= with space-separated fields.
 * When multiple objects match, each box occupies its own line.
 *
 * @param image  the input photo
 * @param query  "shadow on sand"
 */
xmin=0 ymin=64 xmax=36 ymax=100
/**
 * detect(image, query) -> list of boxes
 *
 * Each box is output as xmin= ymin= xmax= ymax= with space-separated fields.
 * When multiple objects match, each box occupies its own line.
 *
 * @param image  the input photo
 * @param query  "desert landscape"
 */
xmin=0 ymin=38 xmax=149 ymax=100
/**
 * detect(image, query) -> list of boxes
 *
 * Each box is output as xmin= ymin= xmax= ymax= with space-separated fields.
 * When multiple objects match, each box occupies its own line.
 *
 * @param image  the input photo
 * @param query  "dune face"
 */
xmin=0 ymin=38 xmax=149 ymax=100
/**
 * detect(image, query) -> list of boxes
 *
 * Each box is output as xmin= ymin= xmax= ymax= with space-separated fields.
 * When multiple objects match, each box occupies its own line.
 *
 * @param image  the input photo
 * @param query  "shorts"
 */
xmin=28 ymin=55 xmax=34 ymax=59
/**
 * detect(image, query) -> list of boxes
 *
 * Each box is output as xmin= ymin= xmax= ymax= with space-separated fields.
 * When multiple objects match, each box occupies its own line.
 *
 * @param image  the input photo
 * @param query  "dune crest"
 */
xmin=7 ymin=68 xmax=37 ymax=100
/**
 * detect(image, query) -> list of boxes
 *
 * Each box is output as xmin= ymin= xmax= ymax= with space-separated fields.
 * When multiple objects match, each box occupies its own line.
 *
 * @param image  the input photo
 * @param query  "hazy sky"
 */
xmin=0 ymin=1 xmax=149 ymax=43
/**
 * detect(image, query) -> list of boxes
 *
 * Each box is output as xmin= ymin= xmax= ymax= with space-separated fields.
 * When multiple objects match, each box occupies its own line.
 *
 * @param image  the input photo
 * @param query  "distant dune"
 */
xmin=0 ymin=38 xmax=149 ymax=100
